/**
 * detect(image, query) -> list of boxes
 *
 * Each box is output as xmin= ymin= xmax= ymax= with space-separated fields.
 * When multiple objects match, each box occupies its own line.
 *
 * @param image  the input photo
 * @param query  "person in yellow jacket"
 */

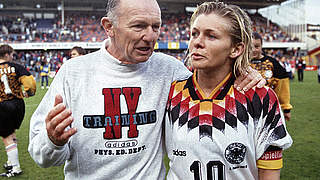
xmin=40 ymin=60 xmax=50 ymax=89
xmin=0 ymin=44 xmax=36 ymax=177
xmin=251 ymin=32 xmax=293 ymax=121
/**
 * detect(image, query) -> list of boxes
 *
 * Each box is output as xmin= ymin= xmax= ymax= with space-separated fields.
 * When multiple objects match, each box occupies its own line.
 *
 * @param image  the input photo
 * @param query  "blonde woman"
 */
xmin=165 ymin=2 xmax=292 ymax=180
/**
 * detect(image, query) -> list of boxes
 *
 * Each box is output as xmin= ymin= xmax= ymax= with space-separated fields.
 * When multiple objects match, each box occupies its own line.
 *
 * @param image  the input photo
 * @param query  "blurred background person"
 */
xmin=251 ymin=32 xmax=292 ymax=121
xmin=70 ymin=46 xmax=86 ymax=59
xmin=280 ymin=56 xmax=293 ymax=80
xmin=40 ymin=59 xmax=50 ymax=89
xmin=33 ymin=61 xmax=41 ymax=82
xmin=295 ymin=57 xmax=306 ymax=82
xmin=0 ymin=44 xmax=36 ymax=177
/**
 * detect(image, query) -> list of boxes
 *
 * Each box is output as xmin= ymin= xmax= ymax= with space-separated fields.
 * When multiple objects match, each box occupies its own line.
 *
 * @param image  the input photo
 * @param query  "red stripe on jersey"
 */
xmin=188 ymin=103 xmax=200 ymax=120
xmin=225 ymin=93 xmax=236 ymax=116
xmin=212 ymin=103 xmax=225 ymax=120
xmin=246 ymin=88 xmax=255 ymax=102
xmin=171 ymin=90 xmax=182 ymax=108
xmin=180 ymin=97 xmax=190 ymax=116
xmin=234 ymin=88 xmax=247 ymax=107
xmin=259 ymin=150 xmax=283 ymax=160
xmin=199 ymin=114 xmax=213 ymax=126
xmin=168 ymin=82 xmax=176 ymax=104
xmin=267 ymin=89 xmax=279 ymax=114
xmin=255 ymin=87 xmax=268 ymax=104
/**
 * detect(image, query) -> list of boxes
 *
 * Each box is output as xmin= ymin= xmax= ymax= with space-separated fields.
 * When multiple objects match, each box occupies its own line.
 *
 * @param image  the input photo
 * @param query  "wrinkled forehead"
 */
xmin=118 ymin=0 xmax=161 ymax=20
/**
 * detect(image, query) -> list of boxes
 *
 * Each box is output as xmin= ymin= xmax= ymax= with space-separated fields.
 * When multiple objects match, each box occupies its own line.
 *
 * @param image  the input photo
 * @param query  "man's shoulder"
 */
xmin=64 ymin=50 xmax=99 ymax=66
xmin=7 ymin=61 xmax=21 ymax=67
xmin=264 ymin=55 xmax=278 ymax=63
xmin=151 ymin=52 xmax=176 ymax=60
xmin=7 ymin=62 xmax=29 ymax=73
xmin=150 ymin=52 xmax=185 ymax=66
xmin=149 ymin=52 xmax=191 ymax=79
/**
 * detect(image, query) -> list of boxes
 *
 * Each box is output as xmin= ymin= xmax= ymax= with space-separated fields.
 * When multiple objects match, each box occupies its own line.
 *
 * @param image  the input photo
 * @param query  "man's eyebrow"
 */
xmin=129 ymin=18 xmax=161 ymax=24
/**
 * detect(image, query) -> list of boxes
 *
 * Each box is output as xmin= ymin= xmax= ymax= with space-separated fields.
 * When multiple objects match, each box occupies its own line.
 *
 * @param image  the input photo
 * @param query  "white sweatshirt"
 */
xmin=28 ymin=41 xmax=191 ymax=180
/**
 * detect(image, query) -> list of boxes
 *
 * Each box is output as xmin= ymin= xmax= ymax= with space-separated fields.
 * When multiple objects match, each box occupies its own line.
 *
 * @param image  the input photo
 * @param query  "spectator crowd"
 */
xmin=1 ymin=11 xmax=303 ymax=80
xmin=1 ymin=11 xmax=300 ymax=44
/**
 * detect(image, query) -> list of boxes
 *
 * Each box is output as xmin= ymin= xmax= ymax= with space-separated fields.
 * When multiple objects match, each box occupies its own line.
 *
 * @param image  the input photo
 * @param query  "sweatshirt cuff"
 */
xmin=45 ymin=132 xmax=66 ymax=150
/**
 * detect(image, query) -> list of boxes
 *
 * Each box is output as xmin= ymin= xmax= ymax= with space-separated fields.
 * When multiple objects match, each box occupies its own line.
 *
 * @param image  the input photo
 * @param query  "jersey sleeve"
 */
xmin=13 ymin=63 xmax=29 ymax=76
xmin=15 ymin=64 xmax=36 ymax=97
xmin=253 ymin=87 xmax=292 ymax=169
xmin=271 ymin=58 xmax=288 ymax=79
xmin=19 ymin=75 xmax=36 ymax=96
xmin=28 ymin=63 xmax=71 ymax=168
xmin=274 ymin=77 xmax=292 ymax=111
xmin=270 ymin=59 xmax=292 ymax=111
xmin=257 ymin=146 xmax=283 ymax=169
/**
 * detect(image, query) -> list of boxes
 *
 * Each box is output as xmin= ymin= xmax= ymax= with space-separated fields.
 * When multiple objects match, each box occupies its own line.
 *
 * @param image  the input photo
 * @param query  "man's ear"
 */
xmin=229 ymin=42 xmax=245 ymax=59
xmin=101 ymin=17 xmax=114 ymax=37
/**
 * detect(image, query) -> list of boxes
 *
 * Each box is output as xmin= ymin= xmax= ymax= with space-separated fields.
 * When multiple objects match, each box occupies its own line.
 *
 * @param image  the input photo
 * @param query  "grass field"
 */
xmin=1 ymin=71 xmax=319 ymax=179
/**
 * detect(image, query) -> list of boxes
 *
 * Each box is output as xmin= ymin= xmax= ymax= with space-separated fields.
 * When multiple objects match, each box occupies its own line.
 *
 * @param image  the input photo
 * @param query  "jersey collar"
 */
xmin=187 ymin=70 xmax=235 ymax=101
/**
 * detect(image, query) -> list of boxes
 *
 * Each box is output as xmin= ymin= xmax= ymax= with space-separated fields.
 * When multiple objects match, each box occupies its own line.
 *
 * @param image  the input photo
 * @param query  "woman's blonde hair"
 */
xmin=189 ymin=1 xmax=253 ymax=77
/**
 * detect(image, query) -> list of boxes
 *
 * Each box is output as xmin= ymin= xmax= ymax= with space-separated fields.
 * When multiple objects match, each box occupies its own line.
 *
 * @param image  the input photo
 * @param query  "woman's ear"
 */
xmin=101 ymin=17 xmax=114 ymax=37
xmin=230 ymin=42 xmax=245 ymax=59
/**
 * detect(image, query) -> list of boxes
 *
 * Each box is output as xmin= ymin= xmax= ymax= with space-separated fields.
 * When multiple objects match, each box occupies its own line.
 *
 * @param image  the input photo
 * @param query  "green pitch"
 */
xmin=1 ymin=71 xmax=319 ymax=179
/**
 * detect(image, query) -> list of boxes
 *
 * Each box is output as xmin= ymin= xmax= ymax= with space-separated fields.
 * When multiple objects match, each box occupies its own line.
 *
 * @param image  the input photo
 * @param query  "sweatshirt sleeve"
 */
xmin=28 ymin=64 xmax=71 ymax=168
xmin=172 ymin=58 xmax=192 ymax=82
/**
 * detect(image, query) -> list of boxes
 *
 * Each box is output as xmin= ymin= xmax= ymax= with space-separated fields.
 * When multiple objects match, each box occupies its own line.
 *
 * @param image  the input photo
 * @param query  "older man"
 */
xmin=28 ymin=0 xmax=264 ymax=179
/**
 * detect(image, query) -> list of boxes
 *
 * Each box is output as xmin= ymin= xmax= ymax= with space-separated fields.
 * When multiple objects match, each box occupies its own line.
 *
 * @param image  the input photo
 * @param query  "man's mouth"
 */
xmin=137 ymin=47 xmax=151 ymax=51
xmin=136 ymin=47 xmax=152 ymax=55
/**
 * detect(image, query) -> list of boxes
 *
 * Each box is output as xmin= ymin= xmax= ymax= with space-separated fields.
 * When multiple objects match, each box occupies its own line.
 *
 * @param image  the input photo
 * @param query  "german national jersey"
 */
xmin=250 ymin=56 xmax=292 ymax=112
xmin=0 ymin=62 xmax=36 ymax=103
xmin=165 ymin=72 xmax=292 ymax=180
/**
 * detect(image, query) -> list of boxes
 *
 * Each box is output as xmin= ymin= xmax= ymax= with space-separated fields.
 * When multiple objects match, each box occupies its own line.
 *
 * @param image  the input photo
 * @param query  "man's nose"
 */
xmin=142 ymin=26 xmax=158 ymax=42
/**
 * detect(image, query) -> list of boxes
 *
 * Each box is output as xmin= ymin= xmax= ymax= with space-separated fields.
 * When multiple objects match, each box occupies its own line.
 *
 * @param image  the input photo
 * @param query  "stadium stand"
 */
xmin=1 ymin=11 xmax=299 ymax=44
xmin=2 ymin=0 xmax=316 ymax=73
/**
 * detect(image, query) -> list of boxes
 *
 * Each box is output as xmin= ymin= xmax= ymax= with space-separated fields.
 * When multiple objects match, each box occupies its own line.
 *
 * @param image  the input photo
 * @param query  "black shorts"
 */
xmin=0 ymin=98 xmax=25 ymax=138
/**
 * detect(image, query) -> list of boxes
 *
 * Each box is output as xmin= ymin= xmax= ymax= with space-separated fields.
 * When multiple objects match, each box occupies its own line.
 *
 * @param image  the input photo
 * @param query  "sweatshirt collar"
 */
xmin=100 ymin=39 xmax=150 ymax=70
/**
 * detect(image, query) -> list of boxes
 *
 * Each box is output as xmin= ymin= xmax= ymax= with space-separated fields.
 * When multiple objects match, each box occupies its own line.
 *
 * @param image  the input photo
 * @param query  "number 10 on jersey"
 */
xmin=190 ymin=160 xmax=225 ymax=180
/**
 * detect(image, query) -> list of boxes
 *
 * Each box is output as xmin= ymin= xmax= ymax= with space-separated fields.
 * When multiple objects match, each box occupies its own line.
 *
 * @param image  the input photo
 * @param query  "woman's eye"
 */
xmin=208 ymin=34 xmax=216 ymax=39
xmin=191 ymin=32 xmax=198 ymax=37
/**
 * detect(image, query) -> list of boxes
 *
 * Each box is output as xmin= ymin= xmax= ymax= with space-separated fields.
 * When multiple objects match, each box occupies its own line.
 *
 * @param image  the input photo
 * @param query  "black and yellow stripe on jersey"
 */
xmin=0 ymin=62 xmax=36 ymax=103
xmin=250 ymin=55 xmax=292 ymax=112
